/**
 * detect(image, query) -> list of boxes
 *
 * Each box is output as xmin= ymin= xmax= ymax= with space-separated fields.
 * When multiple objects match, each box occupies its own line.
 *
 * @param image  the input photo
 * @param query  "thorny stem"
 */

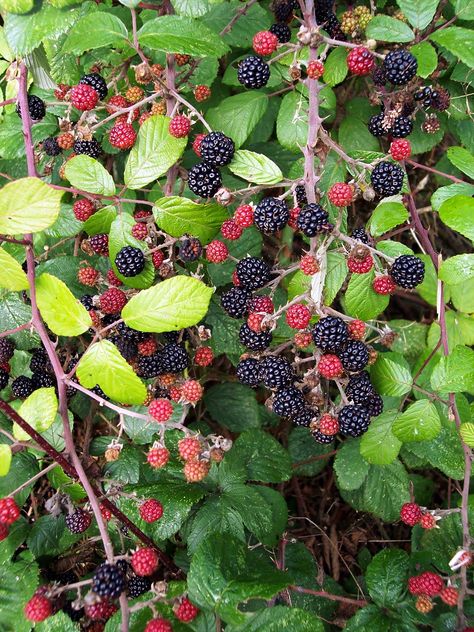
xmin=7 ymin=462 xmax=57 ymax=498
xmin=289 ymin=585 xmax=368 ymax=607
xmin=407 ymin=159 xmax=466 ymax=184
xmin=0 ymin=322 xmax=32 ymax=338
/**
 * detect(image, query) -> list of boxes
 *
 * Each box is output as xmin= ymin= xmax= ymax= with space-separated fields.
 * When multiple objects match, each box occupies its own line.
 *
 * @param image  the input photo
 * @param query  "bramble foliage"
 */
xmin=0 ymin=0 xmax=473 ymax=630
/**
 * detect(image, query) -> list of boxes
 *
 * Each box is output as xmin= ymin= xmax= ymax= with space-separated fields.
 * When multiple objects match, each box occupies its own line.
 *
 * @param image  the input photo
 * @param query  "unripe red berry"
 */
xmin=400 ymin=502 xmax=422 ymax=526
xmin=247 ymin=295 xmax=274 ymax=314
xmin=415 ymin=595 xmax=433 ymax=614
xmin=390 ymin=138 xmax=411 ymax=161
xmin=307 ymin=60 xmax=324 ymax=79
xmin=300 ymin=254 xmax=319 ymax=275
xmin=54 ymin=83 xmax=70 ymax=100
xmin=373 ymin=275 xmax=396 ymax=295
xmin=168 ymin=385 xmax=182 ymax=402
xmin=78 ymin=266 xmax=99 ymax=286
xmin=288 ymin=206 xmax=301 ymax=229
xmin=253 ymin=30 xmax=278 ymax=56
xmin=73 ymin=198 xmax=95 ymax=221
xmin=247 ymin=312 xmax=266 ymax=333
xmin=24 ymin=594 xmax=52 ymax=622
xmin=183 ymin=458 xmax=210 ymax=482
xmin=125 ymin=86 xmax=144 ymax=103
xmin=194 ymin=85 xmax=211 ymax=102
xmin=100 ymin=504 xmax=112 ymax=521
xmin=139 ymin=111 xmax=152 ymax=125
xmin=348 ymin=254 xmax=374 ymax=274
xmin=99 ymin=288 xmax=127 ymax=313
xmin=138 ymin=337 xmax=158 ymax=356
xmin=181 ymin=379 xmax=203 ymax=403
xmin=195 ymin=347 xmax=214 ymax=366
xmin=440 ymin=586 xmax=458 ymax=606
xmin=348 ymin=319 xmax=366 ymax=340
xmin=408 ymin=571 xmax=444 ymax=596
xmin=145 ymin=618 xmax=173 ymax=632
xmin=347 ymin=47 xmax=375 ymax=75
xmin=148 ymin=398 xmax=173 ymax=423
xmin=286 ymin=303 xmax=311 ymax=329
xmin=420 ymin=513 xmax=437 ymax=530
xmin=139 ymin=498 xmax=163 ymax=523
xmin=169 ymin=115 xmax=191 ymax=138
xmin=85 ymin=600 xmax=118 ymax=621
xmin=175 ymin=54 xmax=191 ymax=66
xmin=106 ymin=94 xmax=129 ymax=113
xmin=328 ymin=182 xmax=354 ymax=206
xmin=175 ymin=597 xmax=199 ymax=622
xmin=131 ymin=547 xmax=159 ymax=576
xmin=70 ymin=83 xmax=99 ymax=110
xmin=192 ymin=133 xmax=206 ymax=157
xmin=318 ymin=354 xmax=343 ymax=379
xmin=206 ymin=240 xmax=228 ymax=263
xmin=178 ymin=436 xmax=202 ymax=461
xmin=147 ymin=446 xmax=170 ymax=469
xmin=109 ymin=122 xmax=137 ymax=149
xmin=57 ymin=132 xmax=74 ymax=150
xmin=107 ymin=268 xmax=123 ymax=286
xmin=294 ymin=331 xmax=313 ymax=348
xmin=0 ymin=497 xmax=20 ymax=525
xmin=131 ymin=222 xmax=148 ymax=240
xmin=152 ymin=250 xmax=165 ymax=268
xmin=233 ymin=204 xmax=254 ymax=228
xmin=319 ymin=413 xmax=339 ymax=435
xmin=221 ymin=219 xmax=243 ymax=240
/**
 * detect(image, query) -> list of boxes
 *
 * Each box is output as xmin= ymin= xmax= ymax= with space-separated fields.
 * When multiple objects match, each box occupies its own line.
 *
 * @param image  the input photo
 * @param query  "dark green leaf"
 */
xmin=365 ymin=548 xmax=410 ymax=607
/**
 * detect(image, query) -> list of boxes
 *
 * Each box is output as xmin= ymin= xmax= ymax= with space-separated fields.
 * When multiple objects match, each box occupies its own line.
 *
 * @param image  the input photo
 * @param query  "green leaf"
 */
xmin=226 ymin=606 xmax=324 ymax=632
xmin=396 ymin=0 xmax=439 ymax=30
xmin=365 ymin=15 xmax=415 ymax=42
xmin=360 ymin=411 xmax=402 ymax=465
xmin=0 ymin=445 xmax=12 ymax=477
xmin=371 ymin=352 xmax=413 ymax=396
xmin=322 ymin=46 xmax=348 ymax=87
xmin=460 ymin=422 xmax=474 ymax=447
xmin=206 ymin=92 xmax=268 ymax=149
xmin=204 ymin=383 xmax=264 ymax=431
xmin=124 ymin=115 xmax=187 ymax=189
xmin=48 ymin=466 xmax=84 ymax=501
xmin=229 ymin=429 xmax=292 ymax=483
xmin=430 ymin=27 xmax=474 ymax=68
xmin=447 ymin=146 xmax=474 ymax=178
xmin=0 ymin=294 xmax=37 ymax=350
xmin=223 ymin=483 xmax=274 ymax=543
xmin=187 ymin=534 xmax=289 ymax=624
xmin=366 ymin=548 xmax=410 ymax=607
xmin=439 ymin=195 xmax=474 ymax=242
xmin=188 ymin=496 xmax=246 ymax=554
xmin=108 ymin=214 xmax=155 ymax=289
xmin=345 ymin=270 xmax=390 ymax=320
xmin=288 ymin=427 xmax=334 ymax=476
xmin=0 ymin=0 xmax=34 ymax=13
xmin=439 ymin=254 xmax=474 ymax=284
xmin=36 ymin=612 xmax=79 ymax=632
xmin=420 ymin=511 xmax=466 ymax=573
xmin=456 ymin=0 xmax=474 ymax=20
xmin=367 ymin=200 xmax=408 ymax=237
xmin=104 ymin=446 xmax=141 ymax=484
xmin=334 ymin=439 xmax=369 ymax=491
xmin=405 ymin=422 xmax=465 ymax=479
xmin=393 ymin=400 xmax=441 ymax=442
xmin=0 ymin=246 xmax=28 ymax=291
xmin=61 ymin=12 xmax=128 ymax=54
xmin=410 ymin=41 xmax=438 ymax=78
xmin=277 ymin=91 xmax=307 ymax=152
xmin=431 ymin=345 xmax=474 ymax=394
xmin=228 ymin=150 xmax=282 ymax=185
xmin=138 ymin=15 xmax=229 ymax=57
xmin=0 ymin=552 xmax=39 ymax=632
xmin=431 ymin=182 xmax=474 ymax=211
xmin=36 ymin=273 xmax=92 ymax=336
xmin=153 ymin=196 xmax=227 ymax=244
xmin=0 ymin=177 xmax=62 ymax=235
xmin=324 ymin=252 xmax=348 ymax=305
xmin=362 ymin=460 xmax=410 ymax=521
xmin=202 ymin=0 xmax=270 ymax=49
xmin=171 ymin=0 xmax=210 ymax=17
xmin=65 ymin=155 xmax=115 ymax=196
xmin=15 ymin=387 xmax=58 ymax=439
xmin=0 ymin=452 xmax=38 ymax=506
xmin=83 ymin=205 xmax=117 ymax=236
xmin=77 ymin=339 xmax=146 ymax=405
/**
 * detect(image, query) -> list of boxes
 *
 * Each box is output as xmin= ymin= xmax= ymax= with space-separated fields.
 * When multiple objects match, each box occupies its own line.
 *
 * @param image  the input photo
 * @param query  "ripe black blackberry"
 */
xmin=179 ymin=236 xmax=202 ymax=262
xmin=236 ymin=257 xmax=271 ymax=290
xmin=339 ymin=341 xmax=369 ymax=372
xmin=127 ymin=575 xmax=151 ymax=598
xmin=323 ymin=12 xmax=346 ymax=39
xmin=338 ymin=404 xmax=371 ymax=437
xmin=345 ymin=371 xmax=375 ymax=404
xmin=30 ymin=348 xmax=52 ymax=373
xmin=137 ymin=353 xmax=163 ymax=378
xmin=270 ymin=22 xmax=291 ymax=43
xmin=294 ymin=184 xmax=307 ymax=206
xmin=0 ymin=338 xmax=14 ymax=362
xmin=91 ymin=384 xmax=109 ymax=400
xmin=16 ymin=94 xmax=46 ymax=121
xmin=163 ymin=330 xmax=188 ymax=344
xmin=366 ymin=394 xmax=384 ymax=417
xmin=43 ymin=137 xmax=61 ymax=156
xmin=236 ymin=357 xmax=261 ymax=387
xmin=390 ymin=255 xmax=425 ymax=289
xmin=368 ymin=113 xmax=389 ymax=137
xmin=391 ymin=116 xmax=413 ymax=138
xmin=272 ymin=386 xmax=305 ymax=417
xmin=370 ymin=161 xmax=404 ymax=196
xmin=89 ymin=233 xmax=109 ymax=256
xmin=79 ymin=73 xmax=108 ymax=100
xmin=297 ymin=203 xmax=332 ymax=237
xmin=115 ymin=246 xmax=145 ymax=277
xmin=11 ymin=376 xmax=34 ymax=399
xmin=116 ymin=321 xmax=148 ymax=342
xmin=290 ymin=407 xmax=317 ymax=427
xmin=312 ymin=429 xmax=335 ymax=444
xmin=199 ymin=132 xmax=235 ymax=166
xmin=111 ymin=337 xmax=138 ymax=361
xmin=160 ymin=343 xmax=189 ymax=373
xmin=0 ymin=368 xmax=8 ymax=390
xmin=273 ymin=0 xmax=296 ymax=22
xmin=351 ymin=227 xmax=371 ymax=244
xmin=187 ymin=162 xmax=222 ymax=198
xmin=237 ymin=56 xmax=270 ymax=89
xmin=65 ymin=508 xmax=91 ymax=534
xmin=73 ymin=139 xmax=102 ymax=158
xmin=312 ymin=316 xmax=348 ymax=353
xmin=239 ymin=324 xmax=272 ymax=351
xmin=92 ymin=563 xmax=126 ymax=599
xmin=259 ymin=356 xmax=294 ymax=389
xmin=314 ymin=0 xmax=333 ymax=22
xmin=32 ymin=371 xmax=55 ymax=389
xmin=254 ymin=197 xmax=290 ymax=234
xmin=221 ymin=287 xmax=251 ymax=318
xmin=414 ymin=86 xmax=433 ymax=108
xmin=383 ymin=49 xmax=417 ymax=86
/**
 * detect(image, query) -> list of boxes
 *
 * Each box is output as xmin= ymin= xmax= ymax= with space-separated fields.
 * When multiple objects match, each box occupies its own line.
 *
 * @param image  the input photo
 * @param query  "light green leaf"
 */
xmin=0 ymin=445 xmax=12 ymax=477
xmin=153 ymin=196 xmax=228 ymax=244
xmin=36 ymin=273 xmax=92 ymax=336
xmin=0 ymin=178 xmax=62 ymax=235
xmin=431 ymin=345 xmax=474 ymax=394
xmin=0 ymin=246 xmax=28 ymax=291
xmin=65 ymin=155 xmax=115 ymax=196
xmin=124 ymin=115 xmax=187 ymax=189
xmin=121 ymin=275 xmax=213 ymax=332
xmin=367 ymin=200 xmax=408 ymax=237
xmin=410 ymin=41 xmax=438 ymax=78
xmin=324 ymin=251 xmax=348 ymax=305
xmin=171 ymin=0 xmax=210 ymax=17
xmin=430 ymin=27 xmax=474 ymax=68
xmin=228 ymin=150 xmax=282 ymax=185
xmin=446 ymin=146 xmax=474 ymax=179
xmin=276 ymin=91 xmax=307 ymax=152
xmin=61 ymin=12 xmax=128 ymax=54
xmin=439 ymin=254 xmax=474 ymax=284
xmin=460 ymin=422 xmax=474 ymax=447
xmin=14 ymin=387 xmax=58 ymax=440
xmin=396 ymin=0 xmax=439 ymax=30
xmin=108 ymin=214 xmax=155 ymax=289
xmin=0 ymin=0 xmax=33 ymax=13
xmin=393 ymin=399 xmax=441 ymax=442
xmin=226 ymin=606 xmax=324 ymax=632
xmin=83 ymin=205 xmax=117 ymax=236
xmin=456 ymin=0 xmax=474 ymax=20
xmin=371 ymin=352 xmax=413 ymax=396
xmin=439 ymin=195 xmax=474 ymax=242
xmin=322 ymin=46 xmax=348 ymax=87
xmin=206 ymin=92 xmax=268 ymax=149
xmin=365 ymin=15 xmax=415 ymax=42
xmin=345 ymin=269 xmax=390 ymax=320
xmin=360 ymin=411 xmax=402 ymax=465
xmin=77 ymin=339 xmax=146 ymax=405
xmin=431 ymin=182 xmax=474 ymax=211
xmin=138 ymin=15 xmax=229 ymax=57
xmin=405 ymin=423 xmax=465 ymax=479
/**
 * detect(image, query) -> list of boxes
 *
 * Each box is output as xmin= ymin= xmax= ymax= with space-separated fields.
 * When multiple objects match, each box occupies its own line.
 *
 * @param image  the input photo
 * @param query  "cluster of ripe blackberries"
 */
xmin=253 ymin=196 xmax=333 ymax=237
xmin=0 ymin=344 xmax=59 ymax=400
xmin=188 ymin=132 xmax=235 ymax=198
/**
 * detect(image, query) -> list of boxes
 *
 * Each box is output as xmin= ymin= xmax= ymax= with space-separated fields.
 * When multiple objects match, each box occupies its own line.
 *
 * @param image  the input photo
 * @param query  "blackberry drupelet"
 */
xmin=290 ymin=407 xmax=317 ymax=427
xmin=11 ymin=376 xmax=34 ymax=399
xmin=414 ymin=86 xmax=433 ymax=108
xmin=199 ymin=132 xmax=235 ymax=166
xmin=115 ymin=246 xmax=145 ymax=277
xmin=221 ymin=287 xmax=251 ymax=318
xmin=254 ymin=197 xmax=290 ymax=234
xmin=390 ymin=255 xmax=425 ymax=289
xmin=312 ymin=429 xmax=335 ymax=444
xmin=0 ymin=338 xmax=14 ymax=362
xmin=351 ymin=227 xmax=371 ymax=244
xmin=92 ymin=563 xmax=126 ymax=599
xmin=312 ymin=316 xmax=348 ymax=353
xmin=239 ymin=324 xmax=272 ymax=351
xmin=236 ymin=357 xmax=261 ymax=387
xmin=43 ymin=137 xmax=61 ymax=156
xmin=339 ymin=340 xmax=369 ymax=372
xmin=272 ymin=386 xmax=305 ymax=417
xmin=273 ymin=0 xmax=296 ymax=22
xmin=112 ymin=337 xmax=138 ymax=361
xmin=338 ymin=404 xmax=371 ymax=437
xmin=116 ymin=321 xmax=148 ymax=342
xmin=368 ymin=113 xmax=389 ymax=137
xmin=89 ymin=233 xmax=109 ymax=256
xmin=259 ymin=356 xmax=294 ymax=389
xmin=127 ymin=575 xmax=151 ymax=598
xmin=236 ymin=257 xmax=272 ymax=290
xmin=297 ymin=203 xmax=332 ymax=237
xmin=32 ymin=371 xmax=55 ymax=389
xmin=16 ymin=95 xmax=46 ymax=121
xmin=383 ymin=49 xmax=417 ymax=86
xmin=238 ymin=56 xmax=271 ymax=89
xmin=345 ymin=371 xmax=375 ymax=404
xmin=79 ymin=73 xmax=108 ymax=100
xmin=187 ymin=162 xmax=222 ymax=198
xmin=270 ymin=23 xmax=291 ymax=43
xmin=324 ymin=12 xmax=346 ymax=39
xmin=0 ymin=369 xmax=8 ymax=390
xmin=81 ymin=294 xmax=95 ymax=311
xmin=30 ymin=348 xmax=52 ymax=373
xmin=366 ymin=393 xmax=384 ymax=417
xmin=73 ymin=139 xmax=102 ymax=158
xmin=391 ymin=116 xmax=413 ymax=138
xmin=160 ymin=343 xmax=189 ymax=373
xmin=179 ymin=236 xmax=202 ymax=262
xmin=137 ymin=353 xmax=163 ymax=378
xmin=294 ymin=184 xmax=307 ymax=205
xmin=65 ymin=508 xmax=91 ymax=533
xmin=370 ymin=161 xmax=404 ymax=196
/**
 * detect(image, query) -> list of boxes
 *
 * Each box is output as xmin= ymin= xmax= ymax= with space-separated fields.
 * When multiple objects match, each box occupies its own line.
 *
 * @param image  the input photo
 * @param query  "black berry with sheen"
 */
xmin=297 ymin=203 xmax=331 ymax=237
xmin=345 ymin=371 xmax=375 ymax=405
xmin=127 ymin=575 xmax=151 ymax=598
xmin=236 ymin=358 xmax=261 ymax=387
xmin=370 ymin=161 xmax=404 ymax=196
xmin=259 ymin=356 xmax=294 ymax=389
xmin=273 ymin=386 xmax=305 ymax=417
xmin=238 ymin=56 xmax=270 ymax=89
xmin=221 ymin=287 xmax=251 ymax=318
xmin=43 ymin=137 xmax=61 ymax=156
xmin=254 ymin=197 xmax=290 ymax=234
xmin=270 ymin=23 xmax=291 ymax=43
xmin=137 ymin=353 xmax=163 ymax=378
xmin=338 ymin=405 xmax=371 ymax=437
xmin=383 ymin=49 xmax=417 ymax=86
xmin=291 ymin=407 xmax=317 ymax=427
xmin=368 ymin=113 xmax=388 ymax=137
xmin=179 ymin=236 xmax=202 ymax=261
xmin=390 ymin=255 xmax=425 ymax=289
xmin=188 ymin=162 xmax=222 ymax=198
xmin=312 ymin=316 xmax=348 ymax=353
xmin=339 ymin=341 xmax=369 ymax=372
xmin=160 ymin=343 xmax=189 ymax=373
xmin=236 ymin=257 xmax=271 ymax=290
xmin=11 ymin=375 xmax=34 ymax=399
xmin=73 ymin=139 xmax=102 ymax=158
xmin=351 ymin=227 xmax=371 ymax=244
xmin=16 ymin=95 xmax=46 ymax=121
xmin=239 ymin=324 xmax=272 ymax=351
xmin=199 ymin=132 xmax=235 ymax=166
xmin=65 ymin=509 xmax=92 ymax=534
xmin=79 ymin=73 xmax=108 ymax=100
xmin=115 ymin=246 xmax=145 ymax=277
xmin=92 ymin=563 xmax=126 ymax=599
xmin=0 ymin=338 xmax=14 ymax=362
xmin=312 ymin=429 xmax=335 ymax=444
xmin=391 ymin=116 xmax=413 ymax=139
xmin=0 ymin=369 xmax=8 ymax=390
